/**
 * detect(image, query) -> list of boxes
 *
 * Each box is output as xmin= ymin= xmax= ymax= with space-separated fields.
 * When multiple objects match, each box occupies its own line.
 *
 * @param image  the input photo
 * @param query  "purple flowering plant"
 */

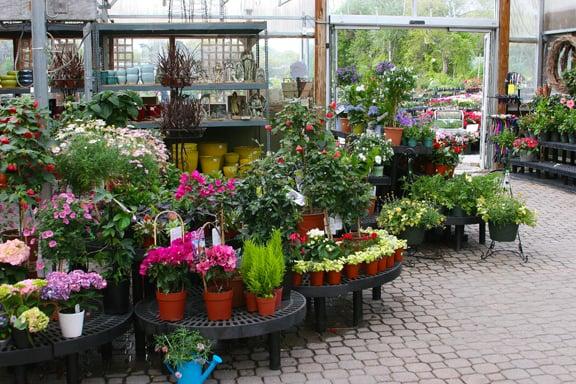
xmin=336 ymin=66 xmax=360 ymax=86
xmin=35 ymin=192 xmax=100 ymax=270
xmin=41 ymin=270 xmax=107 ymax=313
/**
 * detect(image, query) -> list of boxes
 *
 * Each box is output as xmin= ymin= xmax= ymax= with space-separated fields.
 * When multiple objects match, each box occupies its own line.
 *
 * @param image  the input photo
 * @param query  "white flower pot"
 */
xmin=58 ymin=310 xmax=85 ymax=338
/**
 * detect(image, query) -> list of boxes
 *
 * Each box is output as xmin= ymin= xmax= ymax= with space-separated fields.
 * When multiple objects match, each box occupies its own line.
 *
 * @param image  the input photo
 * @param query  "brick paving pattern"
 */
xmin=2 ymin=173 xmax=576 ymax=383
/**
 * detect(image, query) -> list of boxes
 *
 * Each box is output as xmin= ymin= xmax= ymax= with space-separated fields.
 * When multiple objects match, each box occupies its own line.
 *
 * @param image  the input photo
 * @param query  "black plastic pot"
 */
xmin=11 ymin=328 xmax=32 ymax=349
xmin=488 ymin=223 xmax=519 ymax=242
xmin=281 ymin=271 xmax=293 ymax=301
xmin=450 ymin=206 xmax=465 ymax=217
xmin=103 ymin=279 xmax=131 ymax=314
xmin=400 ymin=227 xmax=426 ymax=246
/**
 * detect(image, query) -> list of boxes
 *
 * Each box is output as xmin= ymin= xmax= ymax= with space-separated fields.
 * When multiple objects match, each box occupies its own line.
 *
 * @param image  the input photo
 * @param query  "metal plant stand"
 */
xmin=134 ymin=291 xmax=306 ymax=370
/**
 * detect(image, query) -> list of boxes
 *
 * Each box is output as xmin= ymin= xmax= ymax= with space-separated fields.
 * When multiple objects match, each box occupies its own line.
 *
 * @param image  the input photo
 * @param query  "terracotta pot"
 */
xmin=274 ymin=287 xmax=283 ymax=310
xmin=203 ymin=290 xmax=233 ymax=321
xmin=230 ymin=277 xmax=245 ymax=308
xmin=384 ymin=127 xmax=403 ymax=146
xmin=340 ymin=117 xmax=351 ymax=133
xmin=244 ymin=291 xmax=258 ymax=312
xmin=0 ymin=173 xmax=7 ymax=189
xmin=309 ymin=271 xmax=325 ymax=286
xmin=256 ymin=296 xmax=276 ymax=316
xmin=378 ymin=257 xmax=387 ymax=272
xmin=345 ymin=263 xmax=360 ymax=280
xmin=327 ymin=271 xmax=342 ymax=285
xmin=435 ymin=164 xmax=454 ymax=177
xmin=365 ymin=260 xmax=379 ymax=275
xmin=387 ymin=255 xmax=395 ymax=268
xmin=395 ymin=248 xmax=404 ymax=263
xmin=367 ymin=197 xmax=377 ymax=215
xmin=156 ymin=290 xmax=187 ymax=321
xmin=424 ymin=162 xmax=435 ymax=175
xmin=292 ymin=273 xmax=303 ymax=287
xmin=297 ymin=212 xmax=325 ymax=236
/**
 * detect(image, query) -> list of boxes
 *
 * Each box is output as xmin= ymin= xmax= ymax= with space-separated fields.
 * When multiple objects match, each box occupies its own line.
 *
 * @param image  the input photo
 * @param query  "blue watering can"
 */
xmin=166 ymin=355 xmax=222 ymax=384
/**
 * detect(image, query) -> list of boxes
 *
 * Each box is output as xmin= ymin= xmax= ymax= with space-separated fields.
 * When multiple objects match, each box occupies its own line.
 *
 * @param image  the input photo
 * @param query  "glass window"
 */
xmin=328 ymin=0 xmax=412 ymax=16
xmin=509 ymin=43 xmax=537 ymax=96
xmin=544 ymin=0 xmax=576 ymax=32
xmin=417 ymin=0 xmax=495 ymax=18
xmin=510 ymin=0 xmax=539 ymax=38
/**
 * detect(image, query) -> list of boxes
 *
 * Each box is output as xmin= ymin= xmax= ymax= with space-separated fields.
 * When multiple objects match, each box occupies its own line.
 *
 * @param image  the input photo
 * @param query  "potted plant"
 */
xmin=36 ymin=192 xmax=99 ymax=271
xmin=0 ymin=238 xmax=30 ymax=284
xmin=348 ymin=131 xmax=394 ymax=177
xmin=372 ymin=62 xmax=416 ymax=145
xmin=240 ymin=239 xmax=259 ymax=313
xmin=377 ymin=198 xmax=444 ymax=246
xmin=0 ymin=312 xmax=10 ymax=349
xmin=244 ymin=237 xmax=284 ymax=316
xmin=50 ymin=48 xmax=84 ymax=93
xmin=291 ymin=260 xmax=308 ymax=287
xmin=155 ymin=328 xmax=222 ymax=384
xmin=323 ymin=259 xmax=344 ymax=285
xmin=86 ymin=91 xmax=144 ymax=127
xmin=139 ymin=234 xmax=195 ymax=321
xmin=512 ymin=137 xmax=539 ymax=162
xmin=433 ymin=133 xmax=464 ymax=176
xmin=196 ymin=244 xmax=237 ymax=321
xmin=0 ymin=279 xmax=49 ymax=348
xmin=477 ymin=194 xmax=536 ymax=242
xmin=343 ymin=252 xmax=364 ymax=280
xmin=41 ymin=271 xmax=106 ymax=338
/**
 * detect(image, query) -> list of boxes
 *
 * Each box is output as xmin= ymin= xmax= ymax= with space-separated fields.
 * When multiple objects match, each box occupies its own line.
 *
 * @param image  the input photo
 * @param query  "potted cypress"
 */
xmin=477 ymin=194 xmax=536 ymax=242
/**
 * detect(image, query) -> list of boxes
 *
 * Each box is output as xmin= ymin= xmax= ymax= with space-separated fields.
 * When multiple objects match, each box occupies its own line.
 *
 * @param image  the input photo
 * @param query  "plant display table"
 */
xmin=293 ymin=262 xmax=402 ymax=332
xmin=512 ymin=141 xmax=576 ymax=183
xmin=134 ymin=291 xmax=306 ymax=370
xmin=445 ymin=215 xmax=486 ymax=251
xmin=0 ymin=310 xmax=133 ymax=384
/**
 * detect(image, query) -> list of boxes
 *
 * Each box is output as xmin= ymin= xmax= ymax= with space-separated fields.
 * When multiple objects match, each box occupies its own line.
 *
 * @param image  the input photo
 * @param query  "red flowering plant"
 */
xmin=174 ymin=170 xmax=237 ymax=243
xmin=139 ymin=232 xmax=197 ymax=294
xmin=512 ymin=137 xmax=539 ymax=153
xmin=432 ymin=131 xmax=465 ymax=167
xmin=196 ymin=244 xmax=237 ymax=293
xmin=336 ymin=231 xmax=379 ymax=256
xmin=0 ymin=96 xmax=56 ymax=235
xmin=35 ymin=192 xmax=100 ymax=271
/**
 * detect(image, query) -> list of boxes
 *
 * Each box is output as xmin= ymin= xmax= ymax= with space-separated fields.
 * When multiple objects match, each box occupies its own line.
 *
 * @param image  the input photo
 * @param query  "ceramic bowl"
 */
xmin=200 ymin=156 xmax=222 ymax=174
xmin=233 ymin=146 xmax=261 ymax=160
xmin=223 ymin=165 xmax=238 ymax=178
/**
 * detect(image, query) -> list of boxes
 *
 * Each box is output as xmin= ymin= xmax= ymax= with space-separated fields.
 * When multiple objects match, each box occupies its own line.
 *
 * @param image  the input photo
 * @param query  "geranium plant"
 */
xmin=512 ymin=137 xmax=539 ymax=153
xmin=0 ymin=96 xmax=56 ymax=234
xmin=139 ymin=233 xmax=196 ymax=294
xmin=36 ymin=192 xmax=99 ymax=270
xmin=41 ymin=270 xmax=107 ymax=313
xmin=196 ymin=245 xmax=237 ymax=293
xmin=377 ymin=198 xmax=444 ymax=236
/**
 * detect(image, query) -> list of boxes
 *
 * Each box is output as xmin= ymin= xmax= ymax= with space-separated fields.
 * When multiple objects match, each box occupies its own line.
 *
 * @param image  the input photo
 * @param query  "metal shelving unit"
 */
xmin=90 ymin=21 xmax=271 ymax=150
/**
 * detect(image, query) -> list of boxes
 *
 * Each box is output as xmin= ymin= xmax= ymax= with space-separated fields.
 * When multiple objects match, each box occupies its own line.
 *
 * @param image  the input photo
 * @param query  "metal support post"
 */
xmin=31 ymin=0 xmax=49 ymax=108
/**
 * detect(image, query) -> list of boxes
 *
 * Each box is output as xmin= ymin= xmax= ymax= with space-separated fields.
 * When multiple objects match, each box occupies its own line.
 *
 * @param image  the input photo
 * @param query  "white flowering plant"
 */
xmin=322 ymin=258 xmax=345 ymax=272
xmin=292 ymin=260 xmax=310 ymax=274
xmin=348 ymin=131 xmax=394 ymax=176
xmin=53 ymin=120 xmax=169 ymax=193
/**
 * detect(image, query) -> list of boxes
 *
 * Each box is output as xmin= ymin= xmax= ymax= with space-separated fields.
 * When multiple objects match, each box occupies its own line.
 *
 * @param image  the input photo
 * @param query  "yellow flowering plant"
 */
xmin=476 ymin=194 xmax=536 ymax=227
xmin=292 ymin=260 xmax=310 ymax=274
xmin=345 ymin=252 xmax=366 ymax=265
xmin=377 ymin=198 xmax=444 ymax=236
xmin=322 ymin=259 xmax=345 ymax=272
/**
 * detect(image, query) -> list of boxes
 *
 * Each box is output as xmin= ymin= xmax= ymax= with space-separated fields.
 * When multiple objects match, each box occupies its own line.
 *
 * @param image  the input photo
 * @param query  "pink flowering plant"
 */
xmin=0 ymin=279 xmax=50 ymax=333
xmin=175 ymin=171 xmax=238 ymax=241
xmin=512 ymin=137 xmax=539 ymax=153
xmin=40 ymin=270 xmax=107 ymax=313
xmin=35 ymin=192 xmax=99 ymax=270
xmin=0 ymin=238 xmax=31 ymax=284
xmin=196 ymin=245 xmax=237 ymax=293
xmin=139 ymin=233 xmax=196 ymax=294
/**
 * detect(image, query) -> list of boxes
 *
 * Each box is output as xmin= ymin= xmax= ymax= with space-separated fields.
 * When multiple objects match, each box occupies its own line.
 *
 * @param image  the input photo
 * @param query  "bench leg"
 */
xmin=314 ymin=297 xmax=327 ymax=333
xmin=135 ymin=320 xmax=146 ymax=360
xmin=352 ymin=290 xmax=363 ymax=327
xmin=101 ymin=342 xmax=113 ymax=369
xmin=372 ymin=286 xmax=382 ymax=300
xmin=13 ymin=366 xmax=26 ymax=384
xmin=268 ymin=332 xmax=281 ymax=370
xmin=479 ymin=221 xmax=486 ymax=245
xmin=66 ymin=353 xmax=80 ymax=384
xmin=455 ymin=225 xmax=464 ymax=251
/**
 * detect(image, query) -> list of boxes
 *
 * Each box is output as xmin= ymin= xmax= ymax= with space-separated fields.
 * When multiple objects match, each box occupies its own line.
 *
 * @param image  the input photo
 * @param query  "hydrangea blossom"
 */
xmin=41 ymin=270 xmax=107 ymax=302
xmin=0 ymin=239 xmax=30 ymax=266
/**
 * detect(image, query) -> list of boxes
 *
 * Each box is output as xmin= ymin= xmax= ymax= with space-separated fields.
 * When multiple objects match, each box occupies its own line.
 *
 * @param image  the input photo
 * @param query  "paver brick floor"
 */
xmin=2 ymin=173 xmax=576 ymax=383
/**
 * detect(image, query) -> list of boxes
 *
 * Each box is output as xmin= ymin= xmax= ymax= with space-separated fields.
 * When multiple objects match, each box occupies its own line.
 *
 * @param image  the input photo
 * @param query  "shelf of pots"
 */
xmin=155 ymin=328 xmax=222 ymax=384
xmin=377 ymin=198 xmax=445 ymax=248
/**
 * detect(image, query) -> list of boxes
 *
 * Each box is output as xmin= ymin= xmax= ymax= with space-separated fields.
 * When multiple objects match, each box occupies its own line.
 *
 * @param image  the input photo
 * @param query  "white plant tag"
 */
xmin=170 ymin=227 xmax=183 ymax=243
xmin=331 ymin=215 xmax=343 ymax=232
xmin=75 ymin=304 xmax=81 ymax=313
xmin=338 ymin=137 xmax=346 ymax=146
xmin=286 ymin=188 xmax=306 ymax=206
xmin=336 ymin=105 xmax=346 ymax=114
xmin=212 ymin=228 xmax=222 ymax=246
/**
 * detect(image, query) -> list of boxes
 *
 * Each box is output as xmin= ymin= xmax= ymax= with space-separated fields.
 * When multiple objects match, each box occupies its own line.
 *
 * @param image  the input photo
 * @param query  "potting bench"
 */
xmin=293 ymin=262 xmax=402 ymax=332
xmin=444 ymin=215 xmax=486 ymax=251
xmin=0 ymin=310 xmax=133 ymax=384
xmin=134 ymin=290 xmax=306 ymax=370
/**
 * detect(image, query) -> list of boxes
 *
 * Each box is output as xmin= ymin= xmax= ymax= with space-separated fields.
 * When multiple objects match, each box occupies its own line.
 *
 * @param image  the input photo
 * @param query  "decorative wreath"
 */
xmin=545 ymin=34 xmax=576 ymax=93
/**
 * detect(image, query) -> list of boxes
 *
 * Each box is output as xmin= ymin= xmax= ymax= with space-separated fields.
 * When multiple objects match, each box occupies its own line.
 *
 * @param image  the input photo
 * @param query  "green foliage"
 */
xmin=243 ymin=230 xmax=285 ymax=298
xmin=377 ymin=198 xmax=444 ymax=235
xmin=491 ymin=129 xmax=516 ymax=150
xmin=562 ymin=69 xmax=576 ymax=97
xmin=87 ymin=91 xmax=143 ymax=126
xmin=477 ymin=194 xmax=536 ymax=227
xmin=155 ymin=328 xmax=213 ymax=368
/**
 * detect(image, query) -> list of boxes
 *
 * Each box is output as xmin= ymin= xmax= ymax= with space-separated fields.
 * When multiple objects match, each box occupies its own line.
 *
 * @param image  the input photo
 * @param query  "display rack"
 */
xmin=90 ymin=21 xmax=271 ymax=150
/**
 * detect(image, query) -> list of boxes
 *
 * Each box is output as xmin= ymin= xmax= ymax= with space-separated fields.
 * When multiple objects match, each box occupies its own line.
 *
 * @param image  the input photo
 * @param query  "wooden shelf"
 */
xmin=0 ymin=87 xmax=30 ymax=95
xmin=511 ymin=159 xmax=576 ymax=179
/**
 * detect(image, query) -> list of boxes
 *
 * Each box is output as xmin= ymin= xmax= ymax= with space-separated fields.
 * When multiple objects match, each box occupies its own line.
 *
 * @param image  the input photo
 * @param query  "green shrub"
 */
xmin=243 ymin=230 xmax=285 ymax=298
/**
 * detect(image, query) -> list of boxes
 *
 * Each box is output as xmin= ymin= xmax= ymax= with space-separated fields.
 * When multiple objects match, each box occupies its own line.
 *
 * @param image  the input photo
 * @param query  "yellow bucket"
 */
xmin=233 ymin=146 xmax=261 ymax=160
xmin=200 ymin=156 xmax=222 ymax=175
xmin=198 ymin=142 xmax=228 ymax=157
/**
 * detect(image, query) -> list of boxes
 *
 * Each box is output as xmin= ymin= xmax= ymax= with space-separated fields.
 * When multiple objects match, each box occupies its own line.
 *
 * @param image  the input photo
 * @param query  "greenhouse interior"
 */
xmin=0 ymin=0 xmax=576 ymax=383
